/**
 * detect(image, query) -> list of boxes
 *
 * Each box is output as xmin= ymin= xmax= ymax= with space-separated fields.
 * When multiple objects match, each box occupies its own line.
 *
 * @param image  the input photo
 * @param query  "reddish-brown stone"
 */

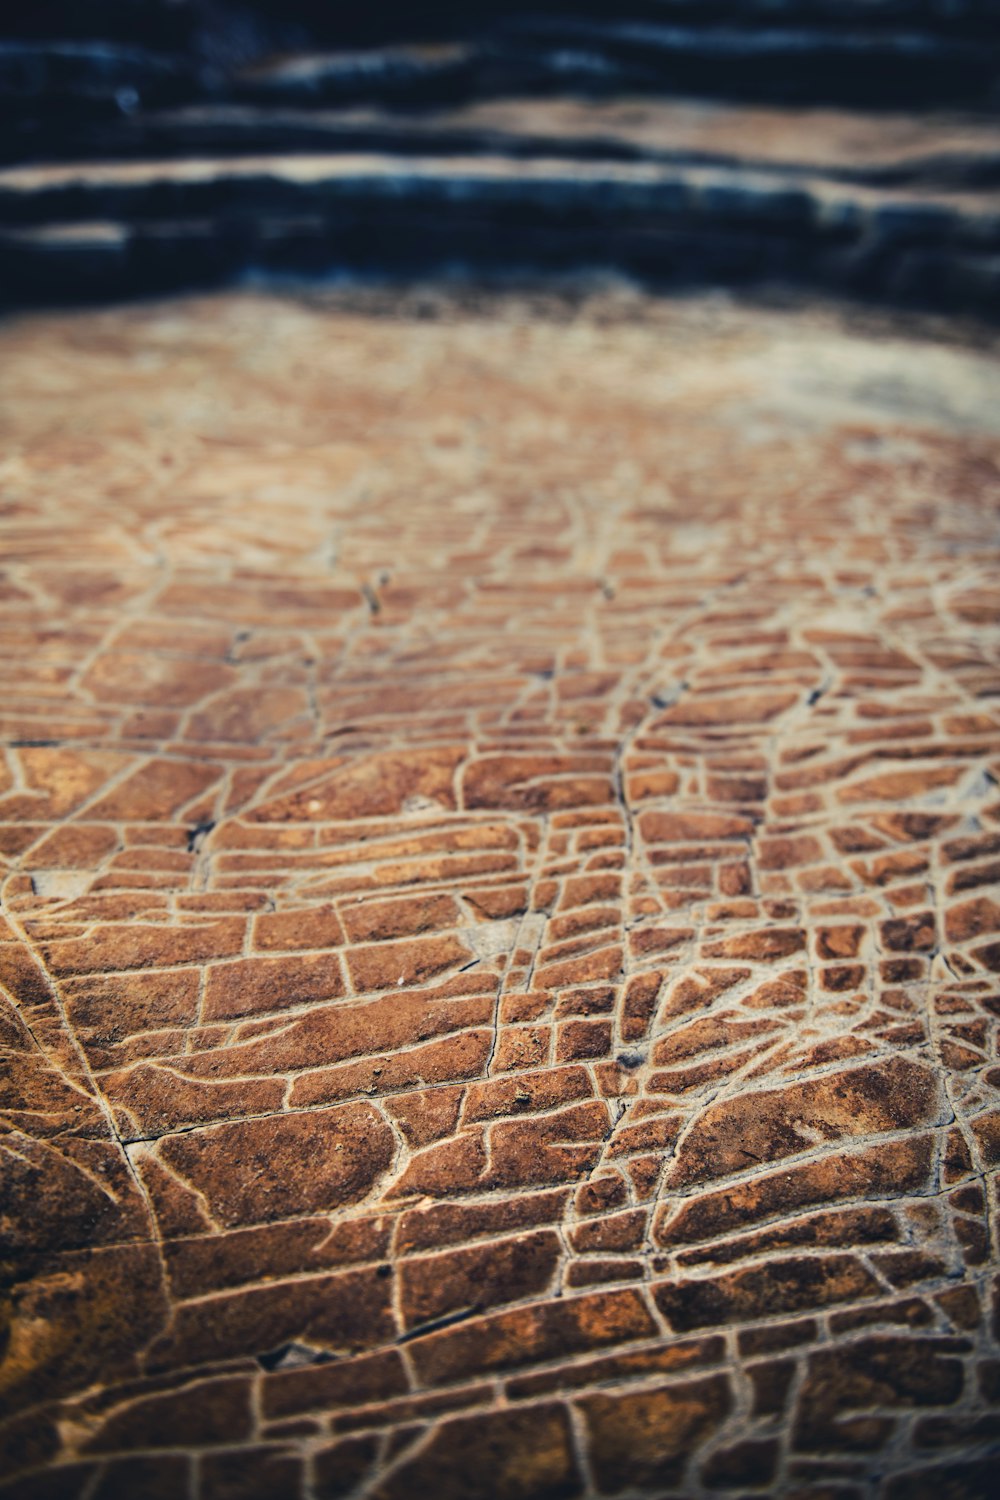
xmin=408 ymin=1288 xmax=655 ymax=1386
xmin=370 ymin=1405 xmax=582 ymax=1500
xmin=663 ymin=1059 xmax=938 ymax=1190
xmin=654 ymin=1255 xmax=882 ymax=1330
xmin=463 ymin=754 xmax=613 ymax=812
xmin=202 ymin=952 xmax=346 ymax=1020
xmin=156 ymin=1104 xmax=395 ymax=1226
xmin=399 ymin=1230 xmax=561 ymax=1329
xmin=147 ymin=1267 xmax=395 ymax=1370
xmin=794 ymin=1338 xmax=967 ymax=1452
xmin=579 ymin=1374 xmax=732 ymax=1491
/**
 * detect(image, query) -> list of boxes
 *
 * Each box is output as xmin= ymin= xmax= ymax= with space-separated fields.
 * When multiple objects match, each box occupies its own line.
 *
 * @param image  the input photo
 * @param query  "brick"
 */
xmin=945 ymin=897 xmax=1000 ymax=943
xmin=409 ymin=1286 xmax=656 ymax=1388
xmin=487 ymin=1102 xmax=612 ymax=1189
xmin=702 ymin=1437 xmax=779 ymax=1488
xmin=247 ymin=748 xmax=462 ymax=822
xmin=463 ymin=1067 xmax=592 ymax=1123
xmin=880 ymin=911 xmax=937 ymax=952
xmin=396 ymin=1190 xmax=570 ymax=1256
xmin=507 ymin=1333 xmax=724 ymax=1401
xmin=701 ymin=927 xmax=805 ymax=961
xmin=555 ymin=1019 xmax=612 ymax=1061
xmin=640 ymin=811 xmax=753 ymax=843
xmin=164 ymin=1216 xmax=390 ymax=1299
xmin=311 ymin=1435 xmax=380 ymax=1500
xmin=655 ymin=692 xmax=797 ymax=727
xmin=289 ymin=1029 xmax=492 ymax=1108
xmin=90 ymin=1456 xmax=191 ymax=1499
xmin=838 ymin=765 xmax=964 ymax=802
xmin=262 ymin=1350 xmax=407 ymax=1420
xmin=41 ymin=918 xmax=246 ymax=976
xmin=197 ymin=1447 xmax=302 ymax=1500
xmin=347 ymin=934 xmax=472 ymax=992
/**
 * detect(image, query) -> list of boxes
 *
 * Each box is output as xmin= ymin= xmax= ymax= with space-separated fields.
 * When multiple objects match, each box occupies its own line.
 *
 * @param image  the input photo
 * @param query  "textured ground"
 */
xmin=1 ymin=286 xmax=999 ymax=1498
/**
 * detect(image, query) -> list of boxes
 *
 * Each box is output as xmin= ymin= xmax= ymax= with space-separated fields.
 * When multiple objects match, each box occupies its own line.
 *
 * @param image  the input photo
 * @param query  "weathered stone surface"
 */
xmin=2 ymin=288 xmax=998 ymax=1496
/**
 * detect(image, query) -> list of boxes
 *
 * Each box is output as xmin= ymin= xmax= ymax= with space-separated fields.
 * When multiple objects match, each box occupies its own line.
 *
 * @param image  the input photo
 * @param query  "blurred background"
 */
xmin=1 ymin=1 xmax=999 ymax=311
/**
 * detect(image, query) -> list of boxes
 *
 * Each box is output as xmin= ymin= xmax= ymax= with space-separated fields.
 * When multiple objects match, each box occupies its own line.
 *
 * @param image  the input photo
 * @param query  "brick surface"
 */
xmin=0 ymin=288 xmax=999 ymax=1497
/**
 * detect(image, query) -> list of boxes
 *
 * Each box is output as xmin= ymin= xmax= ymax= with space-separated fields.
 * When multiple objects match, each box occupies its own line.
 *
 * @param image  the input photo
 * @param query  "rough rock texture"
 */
xmin=0 ymin=285 xmax=998 ymax=1496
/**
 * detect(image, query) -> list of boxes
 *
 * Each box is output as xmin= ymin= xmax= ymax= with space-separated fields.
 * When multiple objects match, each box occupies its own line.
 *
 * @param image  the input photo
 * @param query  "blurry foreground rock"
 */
xmin=1 ymin=2 xmax=999 ymax=312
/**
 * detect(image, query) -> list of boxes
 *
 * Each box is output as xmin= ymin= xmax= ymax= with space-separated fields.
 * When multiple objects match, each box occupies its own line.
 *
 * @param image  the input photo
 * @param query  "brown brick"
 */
xmin=311 ymin=1435 xmax=380 ymax=1499
xmin=289 ymin=1029 xmax=492 ymax=1108
xmin=555 ymin=1019 xmax=612 ymax=1061
xmin=164 ymin=1216 xmax=390 ymax=1300
xmin=487 ymin=1102 xmax=611 ymax=1189
xmin=396 ymin=1190 xmax=570 ymax=1256
xmin=656 ymin=1135 xmax=932 ymax=1243
xmin=341 ymin=893 xmax=462 ymax=944
xmin=701 ymin=928 xmax=805 ymax=961
xmin=247 ymin=748 xmax=462 ymax=822
xmin=42 ymin=918 xmax=246 ymax=976
xmin=945 ymin=896 xmax=1000 ymax=943
xmin=463 ymin=754 xmax=613 ymax=812
xmin=640 ymin=811 xmax=753 ymax=843
xmin=262 ymin=1350 xmax=407 ymax=1420
xmin=880 ymin=911 xmax=937 ymax=952
xmin=702 ymin=1436 xmax=779 ymax=1488
xmin=347 ymin=933 xmax=472 ymax=992
xmin=757 ymin=835 xmax=824 ymax=870
xmin=198 ymin=1446 xmax=302 ymax=1500
xmin=816 ymin=925 xmax=865 ymax=959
